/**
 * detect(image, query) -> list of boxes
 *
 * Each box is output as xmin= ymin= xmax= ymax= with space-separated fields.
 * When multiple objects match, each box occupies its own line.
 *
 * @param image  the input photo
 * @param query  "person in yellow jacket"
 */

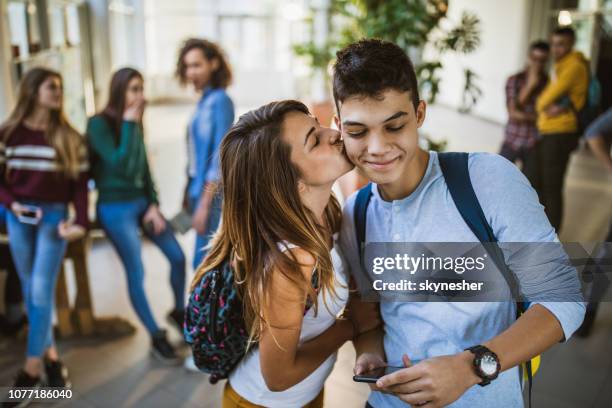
xmin=529 ymin=26 xmax=589 ymax=232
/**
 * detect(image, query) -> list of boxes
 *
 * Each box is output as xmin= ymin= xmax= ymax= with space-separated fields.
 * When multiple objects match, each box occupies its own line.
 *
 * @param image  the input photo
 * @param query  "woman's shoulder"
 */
xmin=0 ymin=122 xmax=41 ymax=144
xmin=86 ymin=114 xmax=111 ymax=131
xmin=274 ymin=242 xmax=316 ymax=280
xmin=206 ymin=88 xmax=233 ymax=107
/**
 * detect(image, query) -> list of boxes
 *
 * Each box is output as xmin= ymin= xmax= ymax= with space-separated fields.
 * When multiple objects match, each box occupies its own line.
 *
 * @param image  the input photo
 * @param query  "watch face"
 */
xmin=480 ymin=353 xmax=498 ymax=376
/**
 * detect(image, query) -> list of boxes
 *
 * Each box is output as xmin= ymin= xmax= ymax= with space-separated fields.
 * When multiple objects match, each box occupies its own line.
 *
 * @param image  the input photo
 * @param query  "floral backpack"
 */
xmin=184 ymin=260 xmax=249 ymax=384
xmin=184 ymin=256 xmax=320 ymax=384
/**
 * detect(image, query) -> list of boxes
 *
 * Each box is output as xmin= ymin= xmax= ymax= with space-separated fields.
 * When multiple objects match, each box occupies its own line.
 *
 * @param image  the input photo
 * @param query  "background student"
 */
xmin=87 ymin=68 xmax=186 ymax=364
xmin=0 ymin=67 xmax=88 ymax=398
xmin=500 ymin=40 xmax=549 ymax=172
xmin=533 ymin=26 xmax=589 ymax=232
xmin=175 ymin=38 xmax=235 ymax=270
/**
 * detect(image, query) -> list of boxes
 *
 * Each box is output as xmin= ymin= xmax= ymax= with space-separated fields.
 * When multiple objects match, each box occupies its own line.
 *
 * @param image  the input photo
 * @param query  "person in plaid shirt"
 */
xmin=500 ymin=41 xmax=550 ymax=170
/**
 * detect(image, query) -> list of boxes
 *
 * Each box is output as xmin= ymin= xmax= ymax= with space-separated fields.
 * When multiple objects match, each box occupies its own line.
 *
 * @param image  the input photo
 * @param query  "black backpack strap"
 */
xmin=437 ymin=152 xmax=521 ymax=303
xmin=353 ymin=183 xmax=373 ymax=268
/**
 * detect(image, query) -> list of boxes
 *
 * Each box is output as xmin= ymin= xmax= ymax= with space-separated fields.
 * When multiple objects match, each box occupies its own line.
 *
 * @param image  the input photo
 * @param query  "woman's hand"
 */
xmin=11 ymin=202 xmax=41 ymax=218
xmin=345 ymin=292 xmax=382 ymax=336
xmin=123 ymin=98 xmax=146 ymax=122
xmin=142 ymin=204 xmax=166 ymax=236
xmin=58 ymin=221 xmax=86 ymax=242
xmin=192 ymin=202 xmax=210 ymax=235
xmin=11 ymin=202 xmax=43 ymax=223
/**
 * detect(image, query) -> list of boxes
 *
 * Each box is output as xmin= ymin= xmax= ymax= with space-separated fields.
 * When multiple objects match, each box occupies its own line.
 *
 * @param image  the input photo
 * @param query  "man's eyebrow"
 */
xmin=304 ymin=126 xmax=316 ymax=146
xmin=383 ymin=111 xmax=408 ymax=123
xmin=342 ymin=111 xmax=408 ymax=127
xmin=342 ymin=119 xmax=364 ymax=127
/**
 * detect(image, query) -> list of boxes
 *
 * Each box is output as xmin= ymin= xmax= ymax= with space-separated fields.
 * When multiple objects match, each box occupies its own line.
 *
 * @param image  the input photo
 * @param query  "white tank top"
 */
xmin=228 ymin=237 xmax=349 ymax=407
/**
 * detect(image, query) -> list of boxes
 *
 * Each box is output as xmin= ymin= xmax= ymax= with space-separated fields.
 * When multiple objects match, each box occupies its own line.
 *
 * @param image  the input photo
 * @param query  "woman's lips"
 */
xmin=364 ymin=156 xmax=399 ymax=171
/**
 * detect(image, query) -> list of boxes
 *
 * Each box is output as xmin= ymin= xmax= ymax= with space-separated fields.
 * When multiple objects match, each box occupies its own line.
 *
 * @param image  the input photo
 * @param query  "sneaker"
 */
xmin=2 ymin=370 xmax=41 ymax=408
xmin=44 ymin=359 xmax=71 ymax=388
xmin=150 ymin=330 xmax=181 ymax=365
xmin=166 ymin=309 xmax=185 ymax=334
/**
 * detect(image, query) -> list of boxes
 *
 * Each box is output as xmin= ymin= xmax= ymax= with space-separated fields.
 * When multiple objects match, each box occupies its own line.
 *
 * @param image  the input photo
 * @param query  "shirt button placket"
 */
xmin=391 ymin=203 xmax=401 ymax=241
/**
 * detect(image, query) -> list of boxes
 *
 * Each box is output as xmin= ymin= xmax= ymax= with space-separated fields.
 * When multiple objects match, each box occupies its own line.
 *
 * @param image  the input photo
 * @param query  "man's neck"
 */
xmin=378 ymin=148 xmax=429 ymax=202
xmin=556 ymin=50 xmax=574 ymax=64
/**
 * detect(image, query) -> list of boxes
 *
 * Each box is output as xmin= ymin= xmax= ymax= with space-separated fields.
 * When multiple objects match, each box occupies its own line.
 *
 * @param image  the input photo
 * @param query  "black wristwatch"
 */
xmin=465 ymin=345 xmax=501 ymax=386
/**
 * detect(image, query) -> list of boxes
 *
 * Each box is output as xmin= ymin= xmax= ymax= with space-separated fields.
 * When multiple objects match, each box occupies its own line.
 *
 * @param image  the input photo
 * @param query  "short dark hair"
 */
xmin=176 ymin=38 xmax=233 ymax=89
xmin=552 ymin=26 xmax=576 ymax=41
xmin=529 ymin=40 xmax=550 ymax=53
xmin=332 ymin=38 xmax=420 ymax=113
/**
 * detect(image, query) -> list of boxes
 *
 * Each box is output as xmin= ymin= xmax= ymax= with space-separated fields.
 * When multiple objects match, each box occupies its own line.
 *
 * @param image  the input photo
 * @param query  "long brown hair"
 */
xmin=100 ymin=67 xmax=143 ymax=138
xmin=0 ymin=67 xmax=84 ymax=179
xmin=191 ymin=100 xmax=342 ymax=341
xmin=176 ymin=38 xmax=233 ymax=88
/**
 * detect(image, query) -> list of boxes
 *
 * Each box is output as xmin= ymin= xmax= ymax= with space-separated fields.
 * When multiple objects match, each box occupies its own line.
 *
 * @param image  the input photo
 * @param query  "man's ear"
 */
xmin=333 ymin=115 xmax=341 ymax=131
xmin=416 ymin=100 xmax=427 ymax=128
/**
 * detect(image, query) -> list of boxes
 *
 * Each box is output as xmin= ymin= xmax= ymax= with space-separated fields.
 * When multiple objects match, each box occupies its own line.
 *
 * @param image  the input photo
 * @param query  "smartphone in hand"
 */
xmin=353 ymin=366 xmax=404 ymax=383
xmin=17 ymin=205 xmax=42 ymax=225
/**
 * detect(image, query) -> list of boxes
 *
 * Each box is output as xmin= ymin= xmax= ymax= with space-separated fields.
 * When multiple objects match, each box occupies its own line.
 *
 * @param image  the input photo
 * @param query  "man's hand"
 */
xmin=192 ymin=201 xmax=210 ymax=235
xmin=354 ymin=352 xmax=387 ymax=392
xmin=545 ymin=104 xmax=568 ymax=117
xmin=142 ymin=204 xmax=166 ymax=236
xmin=376 ymin=351 xmax=480 ymax=407
xmin=525 ymin=65 xmax=540 ymax=89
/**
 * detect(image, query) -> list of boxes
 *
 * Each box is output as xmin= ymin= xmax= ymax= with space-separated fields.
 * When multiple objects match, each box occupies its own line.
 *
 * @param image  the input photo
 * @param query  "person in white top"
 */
xmin=189 ymin=100 xmax=380 ymax=407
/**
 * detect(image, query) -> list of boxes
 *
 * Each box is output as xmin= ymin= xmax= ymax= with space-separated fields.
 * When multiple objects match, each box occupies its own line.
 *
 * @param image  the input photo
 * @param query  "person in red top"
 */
xmin=0 ymin=67 xmax=88 ymax=402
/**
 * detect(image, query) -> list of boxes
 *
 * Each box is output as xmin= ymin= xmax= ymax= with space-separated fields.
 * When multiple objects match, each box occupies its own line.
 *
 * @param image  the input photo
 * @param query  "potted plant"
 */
xmin=294 ymin=0 xmax=483 ymax=122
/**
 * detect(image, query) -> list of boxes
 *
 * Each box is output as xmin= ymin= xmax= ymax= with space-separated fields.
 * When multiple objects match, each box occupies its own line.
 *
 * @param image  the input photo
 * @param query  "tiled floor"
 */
xmin=1 ymin=102 xmax=611 ymax=407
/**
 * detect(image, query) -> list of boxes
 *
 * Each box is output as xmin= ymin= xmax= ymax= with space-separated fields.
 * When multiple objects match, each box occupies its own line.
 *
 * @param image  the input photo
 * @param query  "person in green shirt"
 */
xmin=87 ymin=68 xmax=185 ymax=364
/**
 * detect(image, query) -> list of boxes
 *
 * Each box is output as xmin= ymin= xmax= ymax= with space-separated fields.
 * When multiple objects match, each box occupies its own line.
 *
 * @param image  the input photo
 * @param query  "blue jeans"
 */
xmin=97 ymin=197 xmax=186 ymax=335
xmin=7 ymin=202 xmax=68 ymax=357
xmin=190 ymin=192 xmax=222 ymax=270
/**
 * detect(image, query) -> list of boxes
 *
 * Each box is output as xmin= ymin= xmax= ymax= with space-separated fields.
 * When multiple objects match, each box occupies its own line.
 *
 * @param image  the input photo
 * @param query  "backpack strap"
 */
xmin=354 ymin=183 xmax=373 ymax=268
xmin=438 ymin=152 xmax=533 ymax=407
xmin=437 ymin=152 xmax=522 ymax=303
xmin=438 ymin=152 xmax=534 ymax=407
